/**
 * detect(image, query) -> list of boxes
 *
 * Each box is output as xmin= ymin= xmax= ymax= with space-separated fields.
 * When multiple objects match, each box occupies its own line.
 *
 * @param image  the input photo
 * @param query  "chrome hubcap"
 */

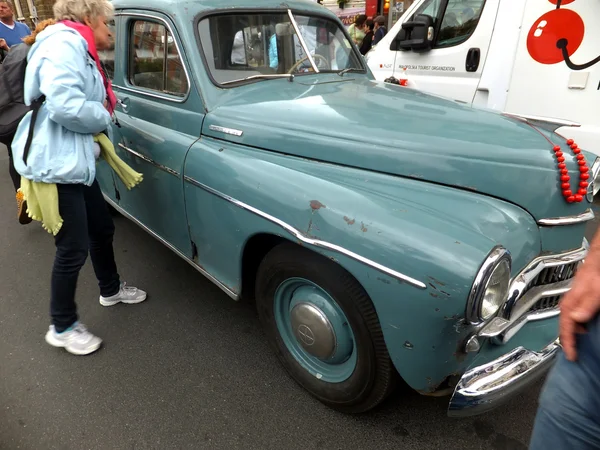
xmin=290 ymin=302 xmax=336 ymax=360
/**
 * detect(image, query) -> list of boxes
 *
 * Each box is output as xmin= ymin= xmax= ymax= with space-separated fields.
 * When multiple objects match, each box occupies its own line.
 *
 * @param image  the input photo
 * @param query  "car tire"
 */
xmin=256 ymin=242 xmax=396 ymax=413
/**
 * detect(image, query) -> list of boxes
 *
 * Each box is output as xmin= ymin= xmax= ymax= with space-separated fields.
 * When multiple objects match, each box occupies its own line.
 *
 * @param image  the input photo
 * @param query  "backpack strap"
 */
xmin=22 ymin=95 xmax=46 ymax=165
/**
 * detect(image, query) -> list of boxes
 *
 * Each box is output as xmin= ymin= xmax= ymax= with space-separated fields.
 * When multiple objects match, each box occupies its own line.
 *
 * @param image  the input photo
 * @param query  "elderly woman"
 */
xmin=11 ymin=0 xmax=147 ymax=356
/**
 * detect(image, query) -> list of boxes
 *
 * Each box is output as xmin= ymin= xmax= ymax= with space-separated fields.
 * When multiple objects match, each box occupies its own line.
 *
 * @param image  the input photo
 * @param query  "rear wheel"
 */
xmin=256 ymin=243 xmax=396 ymax=413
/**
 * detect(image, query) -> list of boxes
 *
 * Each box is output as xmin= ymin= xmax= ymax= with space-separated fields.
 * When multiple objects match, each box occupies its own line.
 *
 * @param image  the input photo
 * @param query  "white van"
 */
xmin=365 ymin=0 xmax=599 ymax=156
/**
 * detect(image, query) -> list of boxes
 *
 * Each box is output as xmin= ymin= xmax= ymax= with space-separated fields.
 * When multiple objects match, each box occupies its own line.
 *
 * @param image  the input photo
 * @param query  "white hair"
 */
xmin=53 ymin=0 xmax=114 ymax=23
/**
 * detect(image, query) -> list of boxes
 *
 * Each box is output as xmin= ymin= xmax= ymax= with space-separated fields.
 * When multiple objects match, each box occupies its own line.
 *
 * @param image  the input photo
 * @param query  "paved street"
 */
xmin=1 ymin=145 xmax=598 ymax=450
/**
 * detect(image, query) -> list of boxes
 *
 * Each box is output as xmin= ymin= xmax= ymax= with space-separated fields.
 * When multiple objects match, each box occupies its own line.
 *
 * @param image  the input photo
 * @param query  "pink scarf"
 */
xmin=61 ymin=20 xmax=117 ymax=115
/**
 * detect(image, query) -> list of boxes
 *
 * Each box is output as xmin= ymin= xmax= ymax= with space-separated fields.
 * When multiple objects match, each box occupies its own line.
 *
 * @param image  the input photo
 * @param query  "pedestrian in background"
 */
xmin=348 ymin=14 xmax=367 ymax=47
xmin=373 ymin=15 xmax=387 ymax=45
xmin=529 ymin=228 xmax=600 ymax=449
xmin=0 ymin=0 xmax=31 ymax=223
xmin=0 ymin=1 xmax=30 ymax=47
xmin=359 ymin=19 xmax=374 ymax=55
xmin=11 ymin=0 xmax=147 ymax=356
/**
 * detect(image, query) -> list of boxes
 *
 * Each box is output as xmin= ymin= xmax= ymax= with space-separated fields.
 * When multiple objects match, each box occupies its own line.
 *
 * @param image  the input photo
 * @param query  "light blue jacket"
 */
xmin=12 ymin=23 xmax=112 ymax=186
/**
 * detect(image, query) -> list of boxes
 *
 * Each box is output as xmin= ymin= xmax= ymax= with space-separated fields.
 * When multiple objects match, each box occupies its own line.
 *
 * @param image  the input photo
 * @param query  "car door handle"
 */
xmin=466 ymin=48 xmax=481 ymax=73
xmin=117 ymin=97 xmax=130 ymax=113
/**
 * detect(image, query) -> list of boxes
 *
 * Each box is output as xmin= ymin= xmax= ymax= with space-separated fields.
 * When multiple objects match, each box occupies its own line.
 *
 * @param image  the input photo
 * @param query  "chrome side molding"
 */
xmin=183 ymin=176 xmax=427 ymax=289
xmin=208 ymin=125 xmax=244 ymax=137
xmin=117 ymin=143 xmax=180 ymax=177
xmin=538 ymin=208 xmax=595 ymax=227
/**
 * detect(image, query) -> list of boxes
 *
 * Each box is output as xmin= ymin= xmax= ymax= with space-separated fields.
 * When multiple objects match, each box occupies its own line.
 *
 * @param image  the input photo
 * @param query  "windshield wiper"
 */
xmin=221 ymin=74 xmax=295 ymax=86
xmin=337 ymin=68 xmax=364 ymax=77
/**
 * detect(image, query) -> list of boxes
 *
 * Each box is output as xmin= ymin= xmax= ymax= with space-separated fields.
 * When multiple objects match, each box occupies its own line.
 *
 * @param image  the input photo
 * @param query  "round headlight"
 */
xmin=467 ymin=247 xmax=512 ymax=324
xmin=480 ymin=259 xmax=511 ymax=320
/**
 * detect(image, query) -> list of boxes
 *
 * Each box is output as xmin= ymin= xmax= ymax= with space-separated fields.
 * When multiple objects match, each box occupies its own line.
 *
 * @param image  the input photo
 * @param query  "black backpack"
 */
xmin=0 ymin=43 xmax=44 ymax=163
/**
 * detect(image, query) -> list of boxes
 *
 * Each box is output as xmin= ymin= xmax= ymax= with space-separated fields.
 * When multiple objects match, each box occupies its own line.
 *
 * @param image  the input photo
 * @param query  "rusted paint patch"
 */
xmin=360 ymin=222 xmax=368 ymax=232
xmin=377 ymin=277 xmax=391 ymax=285
xmin=403 ymin=341 xmax=414 ymax=350
xmin=444 ymin=314 xmax=461 ymax=321
xmin=428 ymin=276 xmax=447 ymax=286
xmin=343 ymin=216 xmax=356 ymax=225
xmin=218 ymin=147 xmax=224 ymax=152
xmin=429 ymin=278 xmax=451 ymax=297
xmin=310 ymin=200 xmax=326 ymax=211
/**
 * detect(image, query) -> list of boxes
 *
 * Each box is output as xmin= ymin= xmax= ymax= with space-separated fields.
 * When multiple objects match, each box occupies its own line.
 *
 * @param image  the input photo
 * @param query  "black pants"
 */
xmin=51 ymin=180 xmax=121 ymax=332
xmin=2 ymin=132 xmax=20 ymax=192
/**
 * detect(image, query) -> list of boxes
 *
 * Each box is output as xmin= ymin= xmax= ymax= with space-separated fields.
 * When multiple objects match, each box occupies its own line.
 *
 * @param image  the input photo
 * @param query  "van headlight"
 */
xmin=466 ymin=246 xmax=512 ymax=324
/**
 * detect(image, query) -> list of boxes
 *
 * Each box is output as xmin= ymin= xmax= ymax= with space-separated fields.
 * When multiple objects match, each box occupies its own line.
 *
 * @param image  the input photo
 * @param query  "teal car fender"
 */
xmin=183 ymin=135 xmax=542 ymax=393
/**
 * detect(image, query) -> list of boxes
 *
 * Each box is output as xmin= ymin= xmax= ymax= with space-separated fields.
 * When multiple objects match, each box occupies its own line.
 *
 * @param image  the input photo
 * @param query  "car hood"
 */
xmin=203 ymin=77 xmax=593 ymax=221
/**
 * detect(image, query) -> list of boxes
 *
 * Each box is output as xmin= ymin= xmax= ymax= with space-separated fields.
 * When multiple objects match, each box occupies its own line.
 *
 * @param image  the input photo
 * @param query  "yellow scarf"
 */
xmin=19 ymin=134 xmax=143 ymax=235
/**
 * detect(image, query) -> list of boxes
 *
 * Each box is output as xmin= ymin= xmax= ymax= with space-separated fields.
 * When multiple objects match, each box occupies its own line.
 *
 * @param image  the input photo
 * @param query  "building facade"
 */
xmin=11 ymin=0 xmax=54 ymax=28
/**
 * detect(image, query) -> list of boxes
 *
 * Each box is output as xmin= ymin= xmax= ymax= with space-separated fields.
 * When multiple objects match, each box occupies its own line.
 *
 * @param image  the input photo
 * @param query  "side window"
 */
xmin=410 ymin=0 xmax=442 ymax=28
xmin=129 ymin=19 xmax=188 ymax=97
xmin=435 ymin=0 xmax=486 ymax=48
xmin=98 ymin=19 xmax=116 ymax=80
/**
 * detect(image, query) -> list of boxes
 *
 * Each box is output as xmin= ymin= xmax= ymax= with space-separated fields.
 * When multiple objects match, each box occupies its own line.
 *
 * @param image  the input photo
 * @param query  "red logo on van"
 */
xmin=527 ymin=0 xmax=599 ymax=70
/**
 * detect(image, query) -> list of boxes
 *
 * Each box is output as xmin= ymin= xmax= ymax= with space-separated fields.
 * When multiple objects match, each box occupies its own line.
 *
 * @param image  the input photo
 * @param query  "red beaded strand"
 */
xmin=553 ymin=138 xmax=589 ymax=203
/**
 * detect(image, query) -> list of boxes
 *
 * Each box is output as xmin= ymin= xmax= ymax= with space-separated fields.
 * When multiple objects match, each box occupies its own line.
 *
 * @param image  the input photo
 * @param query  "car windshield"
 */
xmin=198 ymin=11 xmax=366 ymax=86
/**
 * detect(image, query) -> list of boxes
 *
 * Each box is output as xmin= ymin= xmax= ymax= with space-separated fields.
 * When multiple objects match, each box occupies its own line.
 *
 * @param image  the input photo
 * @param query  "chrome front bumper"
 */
xmin=448 ymin=340 xmax=560 ymax=418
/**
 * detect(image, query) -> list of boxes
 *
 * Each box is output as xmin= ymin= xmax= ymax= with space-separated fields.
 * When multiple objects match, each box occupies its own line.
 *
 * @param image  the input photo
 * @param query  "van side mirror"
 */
xmin=391 ymin=14 xmax=435 ymax=52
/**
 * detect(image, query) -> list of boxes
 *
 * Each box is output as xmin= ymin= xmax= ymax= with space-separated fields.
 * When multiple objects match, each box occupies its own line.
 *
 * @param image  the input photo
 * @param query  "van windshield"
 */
xmin=198 ymin=11 xmax=366 ymax=86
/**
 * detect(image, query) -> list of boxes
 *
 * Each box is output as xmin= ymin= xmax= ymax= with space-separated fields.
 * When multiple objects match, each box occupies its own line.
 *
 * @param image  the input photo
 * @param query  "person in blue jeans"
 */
xmin=529 ymin=230 xmax=600 ymax=449
xmin=12 ymin=0 xmax=147 ymax=356
xmin=0 ymin=1 xmax=30 ymax=48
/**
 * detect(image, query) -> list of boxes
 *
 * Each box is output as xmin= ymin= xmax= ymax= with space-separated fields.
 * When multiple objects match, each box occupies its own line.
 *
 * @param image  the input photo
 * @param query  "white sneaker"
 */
xmin=100 ymin=282 xmax=147 ymax=307
xmin=45 ymin=323 xmax=102 ymax=356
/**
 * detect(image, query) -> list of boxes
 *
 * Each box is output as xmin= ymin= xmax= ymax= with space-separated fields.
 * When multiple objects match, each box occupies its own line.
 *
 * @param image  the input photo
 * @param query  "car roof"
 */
xmin=112 ymin=0 xmax=333 ymax=17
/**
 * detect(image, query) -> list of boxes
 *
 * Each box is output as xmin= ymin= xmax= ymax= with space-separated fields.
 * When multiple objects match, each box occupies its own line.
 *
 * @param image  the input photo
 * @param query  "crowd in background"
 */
xmin=348 ymin=14 xmax=387 ymax=55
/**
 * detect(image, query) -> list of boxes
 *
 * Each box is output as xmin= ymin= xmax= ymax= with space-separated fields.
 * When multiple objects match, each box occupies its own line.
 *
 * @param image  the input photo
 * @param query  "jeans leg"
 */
xmin=529 ymin=316 xmax=600 ymax=450
xmin=84 ymin=180 xmax=120 ymax=297
xmin=51 ymin=184 xmax=89 ymax=332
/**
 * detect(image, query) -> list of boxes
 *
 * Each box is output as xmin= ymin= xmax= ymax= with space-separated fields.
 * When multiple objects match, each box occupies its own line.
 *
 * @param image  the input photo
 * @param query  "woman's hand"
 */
xmin=103 ymin=99 xmax=109 ymax=110
xmin=0 ymin=39 xmax=8 ymax=51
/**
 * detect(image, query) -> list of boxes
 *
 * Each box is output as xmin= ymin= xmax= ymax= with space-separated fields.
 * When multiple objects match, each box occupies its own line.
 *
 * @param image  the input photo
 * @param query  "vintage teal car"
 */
xmin=98 ymin=0 xmax=599 ymax=416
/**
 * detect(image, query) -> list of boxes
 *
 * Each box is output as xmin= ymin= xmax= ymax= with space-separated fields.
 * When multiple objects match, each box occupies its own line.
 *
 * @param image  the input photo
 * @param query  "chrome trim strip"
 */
xmin=112 ymin=12 xmax=191 ymax=103
xmin=448 ymin=340 xmax=560 ymax=417
xmin=118 ymin=143 xmax=180 ymax=177
xmin=591 ymin=158 xmax=600 ymax=199
xmin=183 ymin=176 xmax=427 ymax=289
xmin=287 ymin=9 xmax=319 ymax=74
xmin=500 ymin=307 xmax=561 ymax=344
xmin=502 ymin=241 xmax=587 ymax=319
xmin=466 ymin=246 xmax=511 ymax=325
xmin=103 ymin=194 xmax=238 ymax=300
xmin=502 ymin=112 xmax=581 ymax=132
xmin=538 ymin=208 xmax=595 ymax=226
xmin=508 ymin=279 xmax=571 ymax=322
xmin=208 ymin=125 xmax=244 ymax=137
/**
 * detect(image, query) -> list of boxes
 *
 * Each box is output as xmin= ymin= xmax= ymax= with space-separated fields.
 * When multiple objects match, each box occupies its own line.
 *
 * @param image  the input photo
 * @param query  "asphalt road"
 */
xmin=1 ymin=146 xmax=598 ymax=450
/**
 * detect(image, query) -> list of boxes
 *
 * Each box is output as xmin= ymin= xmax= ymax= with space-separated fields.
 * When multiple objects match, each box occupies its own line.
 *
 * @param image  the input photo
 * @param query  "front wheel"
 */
xmin=256 ymin=243 xmax=396 ymax=413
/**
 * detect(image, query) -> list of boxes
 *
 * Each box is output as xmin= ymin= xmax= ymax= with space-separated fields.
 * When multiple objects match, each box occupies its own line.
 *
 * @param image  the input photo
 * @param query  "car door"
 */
xmin=390 ymin=0 xmax=498 ymax=103
xmin=110 ymin=11 xmax=205 ymax=257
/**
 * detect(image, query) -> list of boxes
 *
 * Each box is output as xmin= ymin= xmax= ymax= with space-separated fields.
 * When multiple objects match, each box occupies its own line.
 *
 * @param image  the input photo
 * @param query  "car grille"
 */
xmin=526 ymin=261 xmax=581 ymax=313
